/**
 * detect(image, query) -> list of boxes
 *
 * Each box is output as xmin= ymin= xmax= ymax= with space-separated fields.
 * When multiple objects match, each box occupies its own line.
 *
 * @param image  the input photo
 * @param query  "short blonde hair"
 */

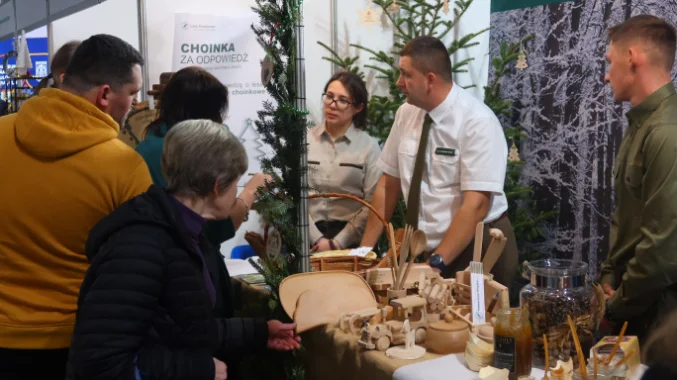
xmin=162 ymin=119 xmax=248 ymax=197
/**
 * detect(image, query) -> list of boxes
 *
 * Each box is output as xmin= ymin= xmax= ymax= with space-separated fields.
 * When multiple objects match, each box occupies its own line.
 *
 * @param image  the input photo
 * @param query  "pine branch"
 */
xmin=427 ymin=0 xmax=443 ymax=36
xmin=448 ymin=0 xmax=473 ymax=31
xmin=373 ymin=0 xmax=410 ymax=40
xmin=447 ymin=27 xmax=491 ymax=56
xmin=450 ymin=57 xmax=475 ymax=72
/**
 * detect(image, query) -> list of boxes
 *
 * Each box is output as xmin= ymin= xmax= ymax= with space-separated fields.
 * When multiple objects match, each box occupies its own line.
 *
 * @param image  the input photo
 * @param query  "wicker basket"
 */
xmin=311 ymin=255 xmax=380 ymax=274
xmin=308 ymin=193 xmax=396 ymax=275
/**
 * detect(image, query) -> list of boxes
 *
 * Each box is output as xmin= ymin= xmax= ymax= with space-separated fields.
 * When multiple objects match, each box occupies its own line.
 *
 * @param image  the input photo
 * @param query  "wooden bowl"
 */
xmin=426 ymin=319 xmax=469 ymax=354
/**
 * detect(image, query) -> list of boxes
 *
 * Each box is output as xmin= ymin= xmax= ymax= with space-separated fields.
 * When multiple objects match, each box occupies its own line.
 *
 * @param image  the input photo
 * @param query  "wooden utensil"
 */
xmin=387 ymin=256 xmax=397 ymax=284
xmin=388 ymin=223 xmax=398 ymax=272
xmin=462 ymin=221 xmax=486 ymax=273
xmin=482 ymin=228 xmax=507 ymax=275
xmin=473 ymin=221 xmax=484 ymax=263
xmin=399 ymin=229 xmax=427 ymax=290
xmin=544 ymin=333 xmax=550 ymax=380
xmin=606 ymin=321 xmax=628 ymax=365
xmin=395 ymin=225 xmax=413 ymax=289
xmin=567 ymin=315 xmax=588 ymax=378
xmin=387 ymin=223 xmax=398 ymax=284
xmin=614 ymin=348 xmax=635 ymax=368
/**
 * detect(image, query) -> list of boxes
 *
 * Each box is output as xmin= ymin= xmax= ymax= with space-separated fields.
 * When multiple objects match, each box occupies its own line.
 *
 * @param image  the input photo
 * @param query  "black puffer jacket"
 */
xmin=67 ymin=185 xmax=268 ymax=380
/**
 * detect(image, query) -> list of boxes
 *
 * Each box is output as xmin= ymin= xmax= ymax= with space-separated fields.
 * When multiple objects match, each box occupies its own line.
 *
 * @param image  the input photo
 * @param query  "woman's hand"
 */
xmin=244 ymin=173 xmax=272 ymax=199
xmin=311 ymin=238 xmax=332 ymax=252
xmin=267 ymin=320 xmax=302 ymax=351
xmin=213 ymin=358 xmax=227 ymax=380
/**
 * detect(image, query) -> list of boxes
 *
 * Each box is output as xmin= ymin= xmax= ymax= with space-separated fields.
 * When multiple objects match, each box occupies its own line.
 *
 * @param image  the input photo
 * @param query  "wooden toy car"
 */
xmin=358 ymin=296 xmax=428 ymax=351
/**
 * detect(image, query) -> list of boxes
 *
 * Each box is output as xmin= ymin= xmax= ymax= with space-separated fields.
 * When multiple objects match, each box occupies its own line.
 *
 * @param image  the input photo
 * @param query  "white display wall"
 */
xmin=47 ymin=0 xmax=492 ymax=257
xmin=51 ymin=0 xmax=139 ymax=53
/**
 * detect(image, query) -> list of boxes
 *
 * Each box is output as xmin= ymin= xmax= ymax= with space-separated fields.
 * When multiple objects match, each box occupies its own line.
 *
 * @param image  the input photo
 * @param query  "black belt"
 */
xmin=486 ymin=211 xmax=508 ymax=227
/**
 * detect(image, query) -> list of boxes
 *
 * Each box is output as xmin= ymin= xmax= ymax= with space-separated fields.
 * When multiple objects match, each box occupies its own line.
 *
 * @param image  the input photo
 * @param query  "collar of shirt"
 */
xmin=427 ymin=82 xmax=459 ymax=126
xmin=317 ymin=122 xmax=358 ymax=144
xmin=170 ymin=195 xmax=207 ymax=238
xmin=626 ymin=82 xmax=677 ymax=128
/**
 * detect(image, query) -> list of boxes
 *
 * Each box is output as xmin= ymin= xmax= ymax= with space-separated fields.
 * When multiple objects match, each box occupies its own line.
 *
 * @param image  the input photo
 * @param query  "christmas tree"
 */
xmin=318 ymin=0 xmax=554 ymax=270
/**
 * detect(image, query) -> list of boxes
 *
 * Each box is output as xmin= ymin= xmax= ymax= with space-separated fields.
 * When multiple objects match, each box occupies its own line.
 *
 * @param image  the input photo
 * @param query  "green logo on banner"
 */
xmin=0 ymin=16 xmax=10 ymax=26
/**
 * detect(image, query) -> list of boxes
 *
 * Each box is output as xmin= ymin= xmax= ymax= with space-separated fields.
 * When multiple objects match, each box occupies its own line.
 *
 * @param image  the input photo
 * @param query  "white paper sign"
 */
xmin=349 ymin=247 xmax=373 ymax=257
xmin=470 ymin=262 xmax=486 ymax=325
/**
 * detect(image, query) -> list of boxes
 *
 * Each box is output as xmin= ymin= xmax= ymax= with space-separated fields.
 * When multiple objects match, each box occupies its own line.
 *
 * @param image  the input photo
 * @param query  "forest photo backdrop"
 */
xmin=490 ymin=0 xmax=677 ymax=277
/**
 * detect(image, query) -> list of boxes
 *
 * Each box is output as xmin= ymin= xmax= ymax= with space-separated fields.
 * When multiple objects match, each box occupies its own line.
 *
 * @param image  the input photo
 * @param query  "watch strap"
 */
xmin=430 ymin=253 xmax=446 ymax=271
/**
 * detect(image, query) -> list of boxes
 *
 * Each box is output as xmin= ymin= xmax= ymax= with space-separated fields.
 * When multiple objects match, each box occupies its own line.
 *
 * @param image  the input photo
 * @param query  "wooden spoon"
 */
xmin=395 ymin=225 xmax=413 ymax=289
xmin=399 ymin=230 xmax=428 ymax=290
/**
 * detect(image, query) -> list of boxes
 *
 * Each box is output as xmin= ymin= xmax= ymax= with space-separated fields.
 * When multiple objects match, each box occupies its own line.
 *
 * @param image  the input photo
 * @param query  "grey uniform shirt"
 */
xmin=308 ymin=123 xmax=382 ymax=248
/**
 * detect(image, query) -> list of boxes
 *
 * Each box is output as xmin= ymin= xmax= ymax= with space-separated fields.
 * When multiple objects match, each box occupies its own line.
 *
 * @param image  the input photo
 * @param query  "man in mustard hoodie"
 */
xmin=0 ymin=34 xmax=152 ymax=380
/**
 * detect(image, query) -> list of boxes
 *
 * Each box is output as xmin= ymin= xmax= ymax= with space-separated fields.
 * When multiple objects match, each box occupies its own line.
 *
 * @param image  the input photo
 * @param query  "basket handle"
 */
xmin=308 ymin=193 xmax=395 ymax=269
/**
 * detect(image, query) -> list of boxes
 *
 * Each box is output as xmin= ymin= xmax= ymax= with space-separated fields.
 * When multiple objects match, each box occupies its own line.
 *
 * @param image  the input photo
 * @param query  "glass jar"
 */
xmin=572 ymin=373 xmax=614 ymax=380
xmin=494 ymin=308 xmax=534 ymax=380
xmin=520 ymin=259 xmax=597 ymax=370
xmin=572 ymin=357 xmax=630 ymax=380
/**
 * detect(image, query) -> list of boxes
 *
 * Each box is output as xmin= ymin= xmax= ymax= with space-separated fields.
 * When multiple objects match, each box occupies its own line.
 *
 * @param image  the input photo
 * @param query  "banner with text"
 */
xmin=173 ymin=13 xmax=273 ymax=256
xmin=172 ymin=13 xmax=273 ymax=188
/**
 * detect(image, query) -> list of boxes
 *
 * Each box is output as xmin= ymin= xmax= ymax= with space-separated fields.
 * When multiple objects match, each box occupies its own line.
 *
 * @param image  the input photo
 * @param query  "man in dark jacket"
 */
xmin=68 ymin=120 xmax=300 ymax=380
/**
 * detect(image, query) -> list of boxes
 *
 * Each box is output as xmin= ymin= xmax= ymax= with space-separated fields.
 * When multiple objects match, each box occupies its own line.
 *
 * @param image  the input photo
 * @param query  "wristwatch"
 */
xmin=429 ymin=253 xmax=447 ymax=272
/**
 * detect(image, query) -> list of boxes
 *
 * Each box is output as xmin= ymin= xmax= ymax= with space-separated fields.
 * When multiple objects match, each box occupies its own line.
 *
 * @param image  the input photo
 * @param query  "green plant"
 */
xmin=248 ymin=0 xmax=309 ymax=378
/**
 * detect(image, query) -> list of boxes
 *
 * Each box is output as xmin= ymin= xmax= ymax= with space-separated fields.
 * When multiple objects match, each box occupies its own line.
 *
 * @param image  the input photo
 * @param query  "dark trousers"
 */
xmin=441 ymin=215 xmax=519 ymax=292
xmin=0 ymin=347 xmax=69 ymax=380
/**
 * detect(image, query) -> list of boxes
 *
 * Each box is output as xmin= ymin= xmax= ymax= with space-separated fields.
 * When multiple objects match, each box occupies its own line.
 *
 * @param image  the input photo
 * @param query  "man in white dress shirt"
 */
xmin=360 ymin=36 xmax=518 ymax=288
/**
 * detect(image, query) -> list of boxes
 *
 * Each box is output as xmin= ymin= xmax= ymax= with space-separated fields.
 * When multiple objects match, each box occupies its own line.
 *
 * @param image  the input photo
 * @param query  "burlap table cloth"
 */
xmin=301 ymin=322 xmax=445 ymax=380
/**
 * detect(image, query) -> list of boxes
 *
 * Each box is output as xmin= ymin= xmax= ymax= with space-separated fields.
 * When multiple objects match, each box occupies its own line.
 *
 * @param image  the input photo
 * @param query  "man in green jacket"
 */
xmin=600 ymin=15 xmax=677 ymax=343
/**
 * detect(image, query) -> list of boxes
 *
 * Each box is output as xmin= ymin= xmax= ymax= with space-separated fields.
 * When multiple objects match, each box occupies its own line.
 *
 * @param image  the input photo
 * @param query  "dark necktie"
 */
xmin=405 ymin=114 xmax=433 ymax=229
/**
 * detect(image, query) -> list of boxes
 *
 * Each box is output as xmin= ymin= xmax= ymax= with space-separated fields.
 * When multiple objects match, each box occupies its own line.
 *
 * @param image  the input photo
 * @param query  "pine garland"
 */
xmin=248 ymin=1 xmax=309 ymax=378
xmin=250 ymin=0 xmax=307 ymax=287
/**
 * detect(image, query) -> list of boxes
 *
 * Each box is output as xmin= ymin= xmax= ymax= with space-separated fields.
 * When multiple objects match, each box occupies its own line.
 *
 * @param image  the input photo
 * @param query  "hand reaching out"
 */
xmin=245 ymin=173 xmax=273 ymax=197
xmin=267 ymin=320 xmax=301 ymax=351
xmin=603 ymin=284 xmax=616 ymax=298
xmin=213 ymin=358 xmax=227 ymax=380
xmin=311 ymin=238 xmax=341 ymax=253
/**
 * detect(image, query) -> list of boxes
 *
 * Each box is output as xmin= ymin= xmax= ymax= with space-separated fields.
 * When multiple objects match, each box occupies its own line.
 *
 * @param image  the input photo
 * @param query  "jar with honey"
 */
xmin=494 ymin=308 xmax=534 ymax=380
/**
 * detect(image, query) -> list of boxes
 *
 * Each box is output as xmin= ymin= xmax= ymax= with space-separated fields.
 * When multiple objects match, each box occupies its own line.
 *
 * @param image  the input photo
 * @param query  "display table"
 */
xmin=393 ymin=354 xmax=545 ymax=380
xmin=302 ymin=323 xmax=545 ymax=380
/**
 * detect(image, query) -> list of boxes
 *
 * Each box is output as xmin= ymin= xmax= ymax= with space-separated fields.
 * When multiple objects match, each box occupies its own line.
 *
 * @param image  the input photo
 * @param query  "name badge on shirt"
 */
xmin=435 ymin=147 xmax=456 ymax=157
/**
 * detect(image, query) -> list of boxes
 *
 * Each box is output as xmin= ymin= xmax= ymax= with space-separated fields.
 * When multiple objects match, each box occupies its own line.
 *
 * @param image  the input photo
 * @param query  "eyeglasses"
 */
xmin=322 ymin=93 xmax=354 ymax=110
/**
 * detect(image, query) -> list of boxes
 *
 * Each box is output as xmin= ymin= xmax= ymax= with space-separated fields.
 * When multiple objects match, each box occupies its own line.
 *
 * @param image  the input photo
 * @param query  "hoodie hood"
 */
xmin=85 ymin=185 xmax=183 ymax=262
xmin=15 ymin=88 xmax=120 ymax=158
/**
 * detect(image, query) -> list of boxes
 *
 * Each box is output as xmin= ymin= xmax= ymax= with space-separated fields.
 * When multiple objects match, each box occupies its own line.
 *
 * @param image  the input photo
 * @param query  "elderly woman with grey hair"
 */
xmin=67 ymin=120 xmax=300 ymax=380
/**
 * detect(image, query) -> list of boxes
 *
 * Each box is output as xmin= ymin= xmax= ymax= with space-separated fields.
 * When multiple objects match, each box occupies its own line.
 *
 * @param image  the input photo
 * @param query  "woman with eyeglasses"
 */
xmin=308 ymin=71 xmax=382 ymax=252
